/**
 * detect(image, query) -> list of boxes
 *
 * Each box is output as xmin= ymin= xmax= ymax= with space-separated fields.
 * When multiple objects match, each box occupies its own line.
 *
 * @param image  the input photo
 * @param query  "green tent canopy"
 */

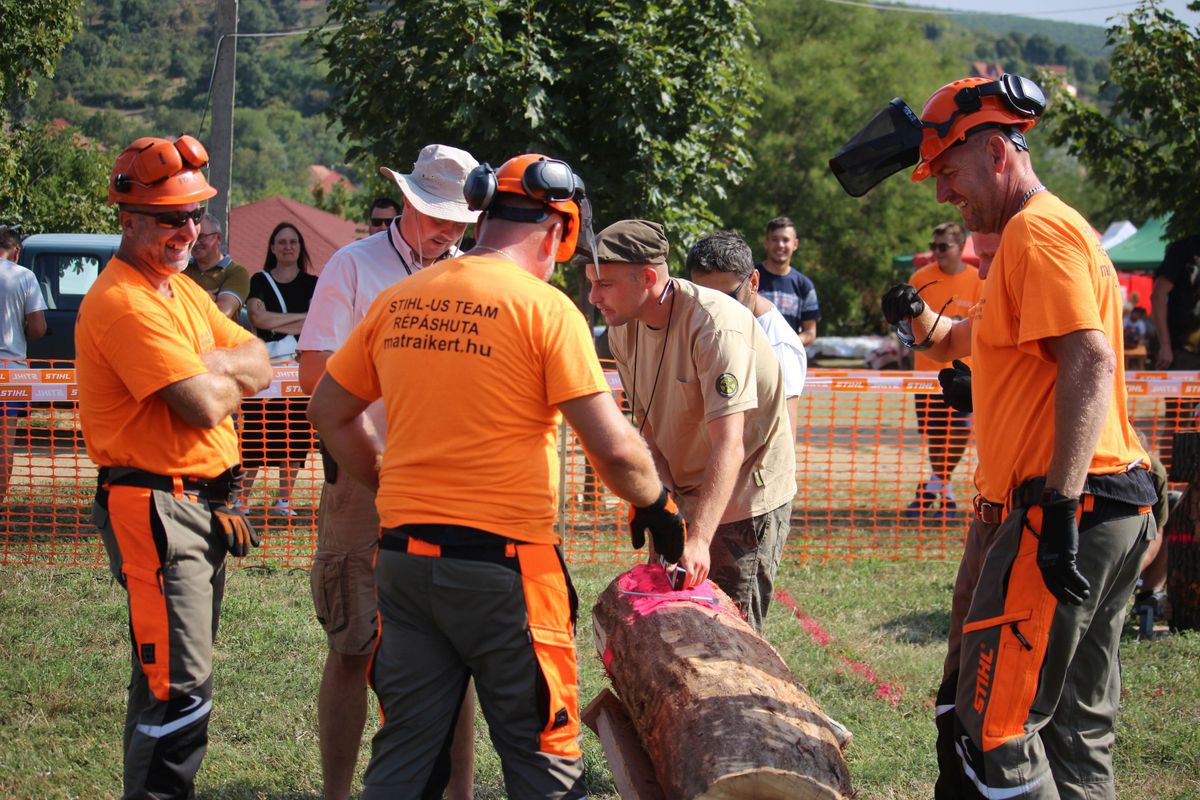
xmin=1105 ymin=216 xmax=1170 ymax=272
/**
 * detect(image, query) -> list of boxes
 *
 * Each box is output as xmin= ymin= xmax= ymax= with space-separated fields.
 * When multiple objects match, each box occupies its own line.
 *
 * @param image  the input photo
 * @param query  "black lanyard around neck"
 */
xmin=388 ymin=225 xmax=415 ymax=276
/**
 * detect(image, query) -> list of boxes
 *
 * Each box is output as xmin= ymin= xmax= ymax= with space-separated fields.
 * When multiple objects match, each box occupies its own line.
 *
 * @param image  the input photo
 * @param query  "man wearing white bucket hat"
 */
xmin=298 ymin=143 xmax=479 ymax=800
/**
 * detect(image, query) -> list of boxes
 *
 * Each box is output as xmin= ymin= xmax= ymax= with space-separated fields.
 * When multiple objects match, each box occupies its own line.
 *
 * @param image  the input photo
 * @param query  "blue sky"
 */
xmin=884 ymin=0 xmax=1199 ymax=27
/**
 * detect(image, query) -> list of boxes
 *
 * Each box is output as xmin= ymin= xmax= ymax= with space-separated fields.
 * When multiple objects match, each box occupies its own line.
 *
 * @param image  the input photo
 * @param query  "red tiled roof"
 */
xmin=307 ymin=164 xmax=355 ymax=196
xmin=228 ymin=196 xmax=363 ymax=275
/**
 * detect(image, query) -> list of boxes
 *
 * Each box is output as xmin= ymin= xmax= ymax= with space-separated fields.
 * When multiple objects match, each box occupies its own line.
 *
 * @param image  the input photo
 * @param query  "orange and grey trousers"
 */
xmin=935 ymin=482 xmax=1152 ymax=800
xmin=362 ymin=524 xmax=585 ymax=800
xmin=94 ymin=467 xmax=234 ymax=800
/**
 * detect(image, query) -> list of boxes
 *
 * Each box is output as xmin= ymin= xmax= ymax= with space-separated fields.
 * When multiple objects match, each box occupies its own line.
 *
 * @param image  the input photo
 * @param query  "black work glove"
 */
xmin=937 ymin=359 xmax=973 ymax=413
xmin=1035 ymin=491 xmax=1091 ymax=606
xmin=629 ymin=487 xmax=687 ymax=563
xmin=213 ymin=504 xmax=259 ymax=558
xmin=882 ymin=283 xmax=926 ymax=325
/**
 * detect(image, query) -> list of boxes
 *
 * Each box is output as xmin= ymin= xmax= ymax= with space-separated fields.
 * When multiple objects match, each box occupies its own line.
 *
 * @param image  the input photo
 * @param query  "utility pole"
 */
xmin=208 ymin=0 xmax=238 ymax=239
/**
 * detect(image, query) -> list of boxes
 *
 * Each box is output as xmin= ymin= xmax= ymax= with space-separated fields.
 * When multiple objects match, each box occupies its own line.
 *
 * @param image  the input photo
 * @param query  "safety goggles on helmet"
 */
xmin=126 ymin=208 xmax=206 ymax=229
xmin=923 ymin=74 xmax=1045 ymax=139
xmin=109 ymin=135 xmax=218 ymax=206
xmin=829 ymin=74 xmax=1044 ymax=196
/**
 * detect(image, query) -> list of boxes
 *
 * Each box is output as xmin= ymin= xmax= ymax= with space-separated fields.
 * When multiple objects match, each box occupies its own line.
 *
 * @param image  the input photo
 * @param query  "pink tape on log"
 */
xmin=617 ymin=564 xmax=741 ymax=620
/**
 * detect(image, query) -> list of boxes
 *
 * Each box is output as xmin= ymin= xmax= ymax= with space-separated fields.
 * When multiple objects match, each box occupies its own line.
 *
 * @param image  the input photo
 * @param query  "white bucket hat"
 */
xmin=379 ymin=144 xmax=480 ymax=224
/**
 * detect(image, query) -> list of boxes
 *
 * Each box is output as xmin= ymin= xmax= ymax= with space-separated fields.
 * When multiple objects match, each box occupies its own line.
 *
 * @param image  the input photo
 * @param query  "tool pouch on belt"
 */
xmin=89 ymin=466 xmax=111 ymax=530
xmin=319 ymin=439 xmax=339 ymax=485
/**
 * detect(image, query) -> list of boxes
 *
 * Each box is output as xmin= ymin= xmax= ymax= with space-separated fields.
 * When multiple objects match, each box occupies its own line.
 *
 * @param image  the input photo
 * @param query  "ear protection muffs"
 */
xmin=109 ymin=134 xmax=216 ymax=205
xmin=463 ymin=154 xmax=587 ymax=262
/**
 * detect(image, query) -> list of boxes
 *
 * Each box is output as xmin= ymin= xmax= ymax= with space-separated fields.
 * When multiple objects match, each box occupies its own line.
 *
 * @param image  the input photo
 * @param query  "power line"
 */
xmin=198 ymin=25 xmax=342 ymax=138
xmin=819 ymin=0 xmax=1139 ymax=17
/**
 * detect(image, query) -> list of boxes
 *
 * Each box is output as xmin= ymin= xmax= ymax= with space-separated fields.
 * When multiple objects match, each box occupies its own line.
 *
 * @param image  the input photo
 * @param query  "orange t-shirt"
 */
xmin=326 ymin=255 xmax=610 ymax=543
xmin=908 ymin=261 xmax=983 ymax=372
xmin=76 ymin=257 xmax=255 ymax=477
xmin=970 ymin=193 xmax=1148 ymax=501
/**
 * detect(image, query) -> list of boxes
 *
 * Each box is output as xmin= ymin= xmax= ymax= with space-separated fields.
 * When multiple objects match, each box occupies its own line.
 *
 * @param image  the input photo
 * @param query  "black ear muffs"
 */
xmin=463 ymin=163 xmax=497 ymax=211
xmin=113 ymin=174 xmax=133 ymax=194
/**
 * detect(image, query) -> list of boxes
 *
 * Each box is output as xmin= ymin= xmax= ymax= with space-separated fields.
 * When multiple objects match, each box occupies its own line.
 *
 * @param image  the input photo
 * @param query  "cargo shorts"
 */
xmin=310 ymin=477 xmax=381 ymax=655
xmin=708 ymin=501 xmax=791 ymax=634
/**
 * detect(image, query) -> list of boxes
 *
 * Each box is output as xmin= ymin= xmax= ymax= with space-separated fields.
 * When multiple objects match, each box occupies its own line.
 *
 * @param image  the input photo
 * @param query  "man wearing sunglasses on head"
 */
xmin=308 ymin=154 xmax=684 ymax=799
xmin=297 ymin=144 xmax=480 ymax=800
xmin=839 ymin=74 xmax=1157 ymax=799
xmin=76 ymin=135 xmax=273 ymax=799
xmin=899 ymin=221 xmax=982 ymax=520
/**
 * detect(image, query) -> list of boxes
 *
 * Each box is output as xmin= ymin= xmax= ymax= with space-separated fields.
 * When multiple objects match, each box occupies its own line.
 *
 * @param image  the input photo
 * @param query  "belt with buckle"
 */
xmin=973 ymin=495 xmax=1005 ymax=524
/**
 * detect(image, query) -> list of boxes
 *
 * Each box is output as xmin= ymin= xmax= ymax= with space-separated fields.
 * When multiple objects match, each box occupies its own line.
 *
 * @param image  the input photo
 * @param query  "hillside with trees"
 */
xmin=3 ymin=0 xmax=1131 ymax=332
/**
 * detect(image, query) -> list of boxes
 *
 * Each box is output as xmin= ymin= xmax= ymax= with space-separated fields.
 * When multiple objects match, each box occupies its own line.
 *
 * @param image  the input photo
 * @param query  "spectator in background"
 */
xmin=686 ymin=230 xmax=806 ymax=443
xmin=297 ymin=144 xmax=480 ymax=800
xmin=0 ymin=226 xmax=47 ymax=502
xmin=755 ymin=216 xmax=820 ymax=345
xmin=366 ymin=197 xmax=401 ymax=237
xmin=241 ymin=222 xmax=319 ymax=516
xmin=1150 ymin=234 xmax=1200 ymax=444
xmin=902 ymin=222 xmax=983 ymax=519
xmin=184 ymin=213 xmax=250 ymax=320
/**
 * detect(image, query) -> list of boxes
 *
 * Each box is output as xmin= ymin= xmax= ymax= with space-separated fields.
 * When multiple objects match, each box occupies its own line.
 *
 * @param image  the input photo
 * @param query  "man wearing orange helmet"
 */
xmin=844 ymin=75 xmax=1157 ymax=798
xmin=297 ymin=143 xmax=480 ymax=800
xmin=78 ymin=135 xmax=273 ymax=798
xmin=308 ymin=153 xmax=685 ymax=799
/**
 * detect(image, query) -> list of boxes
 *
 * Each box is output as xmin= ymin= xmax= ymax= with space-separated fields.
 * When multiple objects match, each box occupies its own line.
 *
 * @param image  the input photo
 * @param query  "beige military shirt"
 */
xmin=608 ymin=279 xmax=796 ymax=524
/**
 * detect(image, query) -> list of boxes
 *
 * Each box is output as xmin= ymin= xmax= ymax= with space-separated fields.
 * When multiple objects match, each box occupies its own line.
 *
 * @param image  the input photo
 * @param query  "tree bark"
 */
xmin=592 ymin=566 xmax=853 ymax=800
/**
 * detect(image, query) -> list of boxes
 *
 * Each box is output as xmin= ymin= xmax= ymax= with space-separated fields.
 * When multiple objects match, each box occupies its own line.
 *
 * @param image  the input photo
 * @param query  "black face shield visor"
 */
xmin=828 ymin=98 xmax=924 ymax=198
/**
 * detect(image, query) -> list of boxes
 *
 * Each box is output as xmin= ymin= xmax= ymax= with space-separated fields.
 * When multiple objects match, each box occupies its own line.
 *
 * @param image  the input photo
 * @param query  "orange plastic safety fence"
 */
xmin=2 ymin=360 xmax=1192 ymax=568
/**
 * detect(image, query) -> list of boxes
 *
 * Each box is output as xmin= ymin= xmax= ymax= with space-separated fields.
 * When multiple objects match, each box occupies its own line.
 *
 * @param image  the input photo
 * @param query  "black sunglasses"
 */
xmin=128 ymin=208 xmax=205 ymax=229
xmin=370 ymin=216 xmax=396 ymax=228
xmin=726 ymin=272 xmax=751 ymax=300
xmin=929 ymin=242 xmax=956 ymax=253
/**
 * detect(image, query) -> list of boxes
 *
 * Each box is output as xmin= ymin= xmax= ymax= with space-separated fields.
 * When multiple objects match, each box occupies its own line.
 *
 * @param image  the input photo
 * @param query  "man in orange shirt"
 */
xmin=308 ymin=154 xmax=686 ymax=799
xmin=904 ymin=221 xmax=983 ymax=518
xmin=865 ymin=75 xmax=1158 ymax=798
xmin=78 ymin=135 xmax=273 ymax=799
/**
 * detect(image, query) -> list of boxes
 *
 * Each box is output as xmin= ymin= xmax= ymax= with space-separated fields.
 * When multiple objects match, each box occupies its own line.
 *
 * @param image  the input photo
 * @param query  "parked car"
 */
xmin=18 ymin=233 xmax=120 ymax=362
xmin=18 ymin=233 xmax=252 ymax=362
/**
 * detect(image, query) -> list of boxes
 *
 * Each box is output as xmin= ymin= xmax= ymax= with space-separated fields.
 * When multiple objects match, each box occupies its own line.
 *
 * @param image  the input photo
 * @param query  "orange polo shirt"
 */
xmin=326 ymin=255 xmax=610 ymax=543
xmin=76 ymin=257 xmax=255 ymax=477
xmin=970 ymin=193 xmax=1148 ymax=501
xmin=908 ymin=261 xmax=983 ymax=372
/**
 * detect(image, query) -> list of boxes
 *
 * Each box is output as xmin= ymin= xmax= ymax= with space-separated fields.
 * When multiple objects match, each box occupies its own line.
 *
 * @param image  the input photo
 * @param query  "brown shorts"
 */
xmin=310 ymin=477 xmax=381 ymax=655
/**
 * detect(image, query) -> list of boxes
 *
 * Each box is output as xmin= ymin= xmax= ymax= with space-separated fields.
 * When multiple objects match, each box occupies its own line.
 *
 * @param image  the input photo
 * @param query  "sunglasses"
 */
xmin=725 ymin=272 xmax=751 ymax=300
xmin=127 ymin=208 xmax=205 ymax=229
xmin=370 ymin=216 xmax=396 ymax=228
xmin=929 ymin=242 xmax=957 ymax=253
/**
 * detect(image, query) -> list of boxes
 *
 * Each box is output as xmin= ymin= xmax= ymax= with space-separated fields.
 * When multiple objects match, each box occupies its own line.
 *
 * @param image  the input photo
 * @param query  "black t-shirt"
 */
xmin=1156 ymin=234 xmax=1200 ymax=348
xmin=248 ymin=269 xmax=318 ymax=342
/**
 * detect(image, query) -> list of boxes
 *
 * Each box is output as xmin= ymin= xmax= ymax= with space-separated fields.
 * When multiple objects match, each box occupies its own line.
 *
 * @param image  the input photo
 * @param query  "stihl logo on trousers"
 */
xmin=974 ymin=644 xmax=995 ymax=713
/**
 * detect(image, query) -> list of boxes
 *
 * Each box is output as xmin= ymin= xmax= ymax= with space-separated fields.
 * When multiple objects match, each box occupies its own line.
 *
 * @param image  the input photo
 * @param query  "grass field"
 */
xmin=2 ymin=558 xmax=1198 ymax=799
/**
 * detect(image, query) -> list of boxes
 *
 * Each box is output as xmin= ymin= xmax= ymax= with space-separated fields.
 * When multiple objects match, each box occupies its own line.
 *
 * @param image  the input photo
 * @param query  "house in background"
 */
xmin=228 ymin=196 xmax=363 ymax=274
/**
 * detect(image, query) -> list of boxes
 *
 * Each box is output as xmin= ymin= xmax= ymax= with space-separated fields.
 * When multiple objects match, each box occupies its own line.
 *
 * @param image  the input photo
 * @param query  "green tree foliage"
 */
xmin=1048 ymin=0 xmax=1200 ymax=239
xmin=318 ymin=0 xmax=761 ymax=256
xmin=711 ymin=0 xmax=963 ymax=335
xmin=0 ymin=125 xmax=117 ymax=234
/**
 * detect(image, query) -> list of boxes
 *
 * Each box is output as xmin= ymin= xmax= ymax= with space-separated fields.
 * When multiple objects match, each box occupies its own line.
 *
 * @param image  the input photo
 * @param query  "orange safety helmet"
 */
xmin=108 ymin=135 xmax=218 ymax=206
xmin=464 ymin=153 xmax=585 ymax=263
xmin=911 ymin=75 xmax=1042 ymax=183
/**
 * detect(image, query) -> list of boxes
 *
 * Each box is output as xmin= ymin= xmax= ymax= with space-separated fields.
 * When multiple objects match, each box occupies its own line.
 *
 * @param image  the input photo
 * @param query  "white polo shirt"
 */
xmin=299 ymin=223 xmax=460 ymax=440
xmin=756 ymin=304 xmax=807 ymax=399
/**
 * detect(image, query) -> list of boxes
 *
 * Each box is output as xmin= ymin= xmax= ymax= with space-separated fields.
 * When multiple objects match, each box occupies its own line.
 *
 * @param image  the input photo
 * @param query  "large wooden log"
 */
xmin=592 ymin=565 xmax=853 ymax=800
